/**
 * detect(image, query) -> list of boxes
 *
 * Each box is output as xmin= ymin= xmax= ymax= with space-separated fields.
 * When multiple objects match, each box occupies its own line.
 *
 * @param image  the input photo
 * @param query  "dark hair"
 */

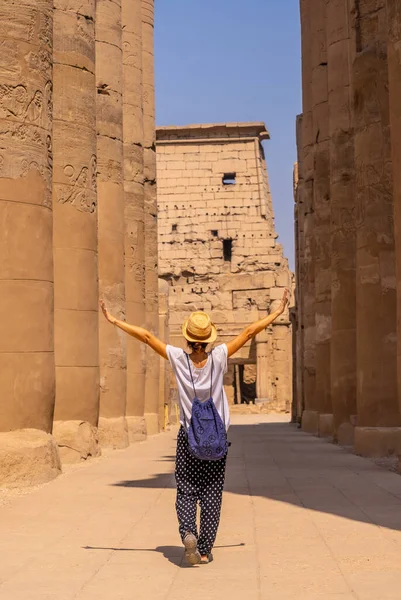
xmin=187 ymin=341 xmax=208 ymax=351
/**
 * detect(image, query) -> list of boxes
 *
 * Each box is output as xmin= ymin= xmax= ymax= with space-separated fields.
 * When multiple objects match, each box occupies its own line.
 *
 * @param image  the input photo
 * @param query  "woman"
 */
xmin=100 ymin=288 xmax=289 ymax=565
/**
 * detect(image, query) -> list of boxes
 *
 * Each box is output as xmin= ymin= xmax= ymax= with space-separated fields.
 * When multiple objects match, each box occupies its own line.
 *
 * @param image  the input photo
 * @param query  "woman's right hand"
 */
xmin=277 ymin=289 xmax=290 ymax=315
xmin=100 ymin=299 xmax=116 ymax=325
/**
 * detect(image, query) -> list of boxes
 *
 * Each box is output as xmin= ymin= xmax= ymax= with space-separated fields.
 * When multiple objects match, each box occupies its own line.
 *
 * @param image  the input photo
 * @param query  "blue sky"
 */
xmin=154 ymin=0 xmax=301 ymax=270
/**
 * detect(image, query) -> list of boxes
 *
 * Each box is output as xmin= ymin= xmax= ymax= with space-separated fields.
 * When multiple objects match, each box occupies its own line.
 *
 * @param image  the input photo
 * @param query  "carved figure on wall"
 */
xmin=57 ymin=162 xmax=96 ymax=213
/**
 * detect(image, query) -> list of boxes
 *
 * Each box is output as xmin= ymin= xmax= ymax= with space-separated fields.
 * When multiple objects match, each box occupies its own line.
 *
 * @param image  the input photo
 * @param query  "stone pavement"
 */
xmin=1 ymin=415 xmax=401 ymax=600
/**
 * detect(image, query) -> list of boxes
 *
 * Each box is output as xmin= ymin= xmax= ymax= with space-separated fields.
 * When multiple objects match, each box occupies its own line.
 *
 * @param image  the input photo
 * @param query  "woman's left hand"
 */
xmin=100 ymin=299 xmax=116 ymax=324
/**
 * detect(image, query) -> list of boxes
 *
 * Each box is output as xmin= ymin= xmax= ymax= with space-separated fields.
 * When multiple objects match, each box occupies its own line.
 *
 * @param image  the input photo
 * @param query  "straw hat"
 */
xmin=182 ymin=311 xmax=218 ymax=344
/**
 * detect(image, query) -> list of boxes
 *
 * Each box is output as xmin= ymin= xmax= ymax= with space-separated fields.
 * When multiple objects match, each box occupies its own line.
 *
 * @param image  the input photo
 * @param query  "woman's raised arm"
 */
xmin=226 ymin=289 xmax=289 ymax=358
xmin=100 ymin=300 xmax=168 ymax=360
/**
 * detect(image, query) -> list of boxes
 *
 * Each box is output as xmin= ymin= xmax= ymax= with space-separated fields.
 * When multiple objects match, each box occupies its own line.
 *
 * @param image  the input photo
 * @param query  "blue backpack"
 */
xmin=183 ymin=351 xmax=228 ymax=461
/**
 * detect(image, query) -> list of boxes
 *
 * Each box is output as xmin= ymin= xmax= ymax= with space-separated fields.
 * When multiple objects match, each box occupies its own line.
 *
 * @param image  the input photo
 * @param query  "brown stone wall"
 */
xmin=96 ymin=0 xmax=128 ymax=449
xmin=157 ymin=123 xmax=293 ymax=414
xmin=296 ymin=0 xmax=401 ymax=457
xmin=0 ymin=0 xmax=61 ymax=483
xmin=52 ymin=0 xmax=100 ymax=463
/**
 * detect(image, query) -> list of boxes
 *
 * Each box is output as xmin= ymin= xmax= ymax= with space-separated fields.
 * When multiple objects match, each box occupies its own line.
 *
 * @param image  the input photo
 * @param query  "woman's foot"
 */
xmin=200 ymin=553 xmax=213 ymax=564
xmin=183 ymin=532 xmax=201 ymax=566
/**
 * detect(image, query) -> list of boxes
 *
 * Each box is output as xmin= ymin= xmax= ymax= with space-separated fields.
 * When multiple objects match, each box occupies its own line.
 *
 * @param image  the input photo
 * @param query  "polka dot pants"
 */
xmin=175 ymin=427 xmax=227 ymax=556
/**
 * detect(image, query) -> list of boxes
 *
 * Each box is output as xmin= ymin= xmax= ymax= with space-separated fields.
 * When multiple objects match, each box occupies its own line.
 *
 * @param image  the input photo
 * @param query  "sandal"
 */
xmin=200 ymin=553 xmax=213 ymax=564
xmin=183 ymin=532 xmax=201 ymax=566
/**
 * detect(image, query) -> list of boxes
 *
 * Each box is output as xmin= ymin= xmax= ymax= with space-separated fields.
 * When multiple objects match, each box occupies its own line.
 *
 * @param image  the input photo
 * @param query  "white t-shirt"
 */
xmin=166 ymin=344 xmax=231 ymax=432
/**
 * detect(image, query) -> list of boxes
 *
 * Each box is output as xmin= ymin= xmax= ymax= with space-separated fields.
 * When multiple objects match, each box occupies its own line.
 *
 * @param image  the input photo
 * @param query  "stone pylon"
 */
xmin=327 ymin=0 xmax=357 ymax=445
xmin=142 ymin=0 xmax=161 ymax=435
xmin=96 ymin=0 xmax=129 ymax=449
xmin=52 ymin=0 xmax=100 ymax=463
xmin=300 ymin=0 xmax=318 ymax=434
xmin=0 ymin=0 xmax=61 ymax=485
xmin=311 ymin=0 xmax=332 ymax=437
xmin=350 ymin=0 xmax=400 ymax=456
xmin=122 ymin=0 xmax=147 ymax=442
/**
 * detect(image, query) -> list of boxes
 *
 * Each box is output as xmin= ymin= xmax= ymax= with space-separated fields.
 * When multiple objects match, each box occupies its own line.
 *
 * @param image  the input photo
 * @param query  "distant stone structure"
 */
xmin=294 ymin=0 xmax=401 ymax=457
xmin=157 ymin=123 xmax=293 ymax=412
xmin=0 ymin=0 xmax=166 ymax=486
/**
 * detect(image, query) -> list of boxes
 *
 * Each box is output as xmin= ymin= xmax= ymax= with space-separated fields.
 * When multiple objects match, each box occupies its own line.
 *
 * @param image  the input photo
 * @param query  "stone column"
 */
xmin=142 ymin=0 xmax=160 ymax=435
xmin=122 ymin=0 xmax=147 ymax=442
xmin=311 ymin=0 xmax=332 ymax=437
xmin=295 ymin=116 xmax=305 ymax=423
xmin=300 ymin=0 xmax=318 ymax=434
xmin=256 ymin=329 xmax=271 ymax=403
xmin=52 ymin=0 xmax=100 ymax=463
xmin=96 ymin=0 xmax=128 ymax=448
xmin=350 ymin=0 xmax=400 ymax=456
xmin=158 ymin=278 xmax=170 ymax=429
xmin=327 ymin=0 xmax=357 ymax=445
xmin=290 ymin=308 xmax=298 ymax=422
xmin=0 ymin=0 xmax=61 ymax=485
xmin=272 ymin=323 xmax=292 ymax=414
xmin=387 ymin=0 xmax=401 ymax=430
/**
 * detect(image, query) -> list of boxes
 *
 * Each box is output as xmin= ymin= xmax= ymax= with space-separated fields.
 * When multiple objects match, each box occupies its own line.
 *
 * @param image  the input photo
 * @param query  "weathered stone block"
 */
xmin=354 ymin=427 xmax=401 ymax=458
xmin=52 ymin=420 xmax=100 ymax=463
xmin=0 ymin=430 xmax=61 ymax=488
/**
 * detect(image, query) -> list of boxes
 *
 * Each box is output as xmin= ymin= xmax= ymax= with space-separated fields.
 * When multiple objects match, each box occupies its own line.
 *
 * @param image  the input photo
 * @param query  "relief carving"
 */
xmin=0 ymin=82 xmax=51 ymax=129
xmin=56 ymin=155 xmax=97 ymax=213
xmin=29 ymin=49 xmax=52 ymax=81
xmin=122 ymin=40 xmax=141 ymax=66
xmin=38 ymin=11 xmax=52 ymax=47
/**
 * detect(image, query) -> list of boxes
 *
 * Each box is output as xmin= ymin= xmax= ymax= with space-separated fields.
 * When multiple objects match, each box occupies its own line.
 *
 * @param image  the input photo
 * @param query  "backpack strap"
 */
xmin=185 ymin=351 xmax=215 ymax=399
xmin=185 ymin=352 xmax=197 ymax=398
xmin=209 ymin=353 xmax=214 ymax=399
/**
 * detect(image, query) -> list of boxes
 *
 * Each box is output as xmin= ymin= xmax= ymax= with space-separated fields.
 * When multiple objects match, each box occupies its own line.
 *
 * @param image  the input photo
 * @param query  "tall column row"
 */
xmin=0 ymin=0 xmax=162 ymax=484
xmin=295 ymin=0 xmax=401 ymax=457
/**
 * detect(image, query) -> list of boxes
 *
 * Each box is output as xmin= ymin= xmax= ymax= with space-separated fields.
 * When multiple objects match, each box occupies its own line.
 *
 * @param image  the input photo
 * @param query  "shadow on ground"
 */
xmin=111 ymin=422 xmax=401 ymax=533
xmin=83 ymin=543 xmax=246 ymax=567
